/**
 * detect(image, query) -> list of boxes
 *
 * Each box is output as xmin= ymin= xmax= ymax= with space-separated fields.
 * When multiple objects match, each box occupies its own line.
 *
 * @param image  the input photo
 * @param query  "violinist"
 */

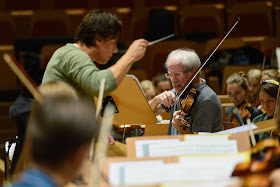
xmin=252 ymin=79 xmax=279 ymax=141
xmin=247 ymin=69 xmax=261 ymax=107
xmin=149 ymin=48 xmax=223 ymax=134
xmin=226 ymin=72 xmax=262 ymax=126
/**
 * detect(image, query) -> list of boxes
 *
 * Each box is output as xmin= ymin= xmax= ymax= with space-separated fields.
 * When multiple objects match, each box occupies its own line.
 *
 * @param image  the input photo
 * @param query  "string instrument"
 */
xmin=232 ymin=138 xmax=280 ymax=186
xmin=228 ymin=102 xmax=252 ymax=126
xmin=163 ymin=18 xmax=240 ymax=130
xmin=178 ymin=87 xmax=196 ymax=130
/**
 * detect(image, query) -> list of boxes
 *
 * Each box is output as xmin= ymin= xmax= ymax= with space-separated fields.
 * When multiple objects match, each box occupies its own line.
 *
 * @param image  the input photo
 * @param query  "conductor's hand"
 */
xmin=124 ymin=39 xmax=148 ymax=63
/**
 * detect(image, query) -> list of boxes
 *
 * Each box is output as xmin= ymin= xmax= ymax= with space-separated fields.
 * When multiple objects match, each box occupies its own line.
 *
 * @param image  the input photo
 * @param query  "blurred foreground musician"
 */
xmin=149 ymin=49 xmax=223 ymax=134
xmin=5 ymin=83 xmax=100 ymax=187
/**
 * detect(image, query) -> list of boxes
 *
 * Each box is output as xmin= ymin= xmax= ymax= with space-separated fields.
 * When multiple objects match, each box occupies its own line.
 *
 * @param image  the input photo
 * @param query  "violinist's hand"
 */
xmin=149 ymin=91 xmax=175 ymax=115
xmin=172 ymin=110 xmax=190 ymax=134
xmin=123 ymin=39 xmax=148 ymax=63
xmin=108 ymin=133 xmax=115 ymax=145
xmin=270 ymin=168 xmax=280 ymax=186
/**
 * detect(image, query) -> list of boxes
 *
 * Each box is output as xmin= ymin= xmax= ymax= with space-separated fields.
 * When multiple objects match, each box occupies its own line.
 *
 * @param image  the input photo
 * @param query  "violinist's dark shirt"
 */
xmin=168 ymin=79 xmax=223 ymax=135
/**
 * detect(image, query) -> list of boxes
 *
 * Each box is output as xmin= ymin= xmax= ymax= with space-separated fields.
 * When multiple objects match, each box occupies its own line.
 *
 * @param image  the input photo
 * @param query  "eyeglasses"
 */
xmin=165 ymin=70 xmax=191 ymax=79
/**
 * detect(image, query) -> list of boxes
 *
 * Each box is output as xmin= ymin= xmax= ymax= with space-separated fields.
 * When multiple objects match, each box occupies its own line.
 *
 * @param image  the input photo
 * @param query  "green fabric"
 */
xmin=42 ymin=43 xmax=117 ymax=104
xmin=252 ymin=113 xmax=270 ymax=142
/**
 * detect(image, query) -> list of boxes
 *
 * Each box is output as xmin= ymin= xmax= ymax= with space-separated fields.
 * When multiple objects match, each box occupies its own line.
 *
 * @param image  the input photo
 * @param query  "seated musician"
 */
xmin=149 ymin=48 xmax=223 ymax=134
xmin=5 ymin=81 xmax=100 ymax=187
xmin=152 ymin=74 xmax=172 ymax=95
xmin=261 ymin=69 xmax=280 ymax=82
xmin=252 ymin=79 xmax=279 ymax=141
xmin=226 ymin=72 xmax=262 ymax=125
xmin=247 ymin=69 xmax=261 ymax=107
xmin=140 ymin=80 xmax=156 ymax=101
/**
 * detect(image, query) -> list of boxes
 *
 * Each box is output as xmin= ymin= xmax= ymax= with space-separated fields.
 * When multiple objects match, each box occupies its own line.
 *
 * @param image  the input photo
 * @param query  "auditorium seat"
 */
xmin=0 ymin=46 xmax=19 ymax=92
xmin=40 ymin=44 xmax=63 ymax=69
xmin=204 ymin=37 xmax=246 ymax=56
xmin=179 ymin=5 xmax=226 ymax=41
xmin=53 ymin=0 xmax=89 ymax=10
xmin=4 ymin=0 xmax=40 ymax=10
xmin=30 ymin=10 xmax=71 ymax=38
xmin=137 ymin=40 xmax=204 ymax=79
xmin=227 ymin=2 xmax=274 ymax=37
xmin=275 ymin=7 xmax=280 ymax=40
xmin=0 ymin=12 xmax=16 ymax=45
xmin=182 ymin=0 xmax=226 ymax=8
xmin=65 ymin=9 xmax=88 ymax=36
xmin=96 ymin=0 xmax=134 ymax=9
xmin=226 ymin=0 xmax=274 ymax=9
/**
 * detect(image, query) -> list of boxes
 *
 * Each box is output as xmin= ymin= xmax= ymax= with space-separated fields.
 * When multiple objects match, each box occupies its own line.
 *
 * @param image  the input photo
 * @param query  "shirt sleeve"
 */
xmin=61 ymin=51 xmax=117 ymax=97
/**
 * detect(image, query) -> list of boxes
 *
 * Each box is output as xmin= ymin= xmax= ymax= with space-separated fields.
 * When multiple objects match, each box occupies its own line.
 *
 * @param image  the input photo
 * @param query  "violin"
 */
xmin=228 ymin=102 xmax=252 ymax=126
xmin=178 ymin=87 xmax=196 ymax=130
xmin=232 ymin=138 xmax=280 ymax=187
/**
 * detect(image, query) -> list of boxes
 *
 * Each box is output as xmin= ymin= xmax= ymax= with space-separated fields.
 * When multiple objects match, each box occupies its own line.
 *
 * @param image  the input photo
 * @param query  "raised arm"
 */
xmin=109 ymin=39 xmax=148 ymax=85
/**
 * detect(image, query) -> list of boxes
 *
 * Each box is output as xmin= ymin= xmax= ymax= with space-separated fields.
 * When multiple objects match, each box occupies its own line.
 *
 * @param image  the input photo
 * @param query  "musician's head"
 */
xmin=28 ymin=81 xmax=100 ymax=183
xmin=74 ymin=9 xmax=121 ymax=64
xmin=226 ymin=72 xmax=249 ymax=107
xmin=259 ymin=79 xmax=279 ymax=117
xmin=247 ymin=69 xmax=261 ymax=100
xmin=165 ymin=49 xmax=201 ymax=92
xmin=141 ymin=80 xmax=156 ymax=101
xmin=262 ymin=69 xmax=280 ymax=82
xmin=153 ymin=74 xmax=172 ymax=94
xmin=39 ymin=80 xmax=79 ymax=100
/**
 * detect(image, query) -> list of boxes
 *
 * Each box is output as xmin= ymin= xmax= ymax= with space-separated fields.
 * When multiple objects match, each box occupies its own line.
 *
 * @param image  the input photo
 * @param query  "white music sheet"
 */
xmin=146 ymin=140 xmax=238 ymax=157
xmin=135 ymin=139 xmax=180 ymax=158
xmin=121 ymin=153 xmax=247 ymax=185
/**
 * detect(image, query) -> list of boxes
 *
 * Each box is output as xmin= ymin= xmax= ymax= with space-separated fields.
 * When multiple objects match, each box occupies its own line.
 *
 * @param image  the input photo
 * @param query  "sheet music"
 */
xmin=214 ymin=124 xmax=258 ymax=134
xmin=184 ymin=134 xmax=230 ymax=142
xmin=161 ymin=177 xmax=241 ymax=187
xmin=121 ymin=153 xmax=247 ymax=185
xmin=198 ymin=124 xmax=258 ymax=135
xmin=135 ymin=139 xmax=180 ymax=158
xmin=146 ymin=140 xmax=238 ymax=157
xmin=109 ymin=160 xmax=164 ymax=185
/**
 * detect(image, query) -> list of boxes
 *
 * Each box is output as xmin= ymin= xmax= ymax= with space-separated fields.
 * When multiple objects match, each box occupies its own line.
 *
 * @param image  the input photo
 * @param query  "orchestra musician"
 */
xmin=149 ymin=48 xmax=223 ymax=134
xmin=226 ymin=72 xmax=262 ymax=126
xmin=252 ymin=79 xmax=280 ymax=141
xmin=152 ymin=74 xmax=172 ymax=95
xmin=247 ymin=69 xmax=261 ymax=107
xmin=140 ymin=80 xmax=156 ymax=101
xmin=42 ymin=9 xmax=148 ymax=104
xmin=5 ymin=81 xmax=100 ymax=187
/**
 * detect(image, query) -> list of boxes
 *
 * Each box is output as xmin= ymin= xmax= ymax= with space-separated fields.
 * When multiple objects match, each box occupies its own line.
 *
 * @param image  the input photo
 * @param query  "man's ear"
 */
xmin=95 ymin=38 xmax=102 ymax=47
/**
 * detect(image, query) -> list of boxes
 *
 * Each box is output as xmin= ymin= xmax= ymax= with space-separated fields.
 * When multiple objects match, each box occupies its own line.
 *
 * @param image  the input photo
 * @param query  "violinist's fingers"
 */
xmin=172 ymin=111 xmax=182 ymax=127
xmin=160 ymin=91 xmax=175 ymax=107
xmin=270 ymin=168 xmax=280 ymax=186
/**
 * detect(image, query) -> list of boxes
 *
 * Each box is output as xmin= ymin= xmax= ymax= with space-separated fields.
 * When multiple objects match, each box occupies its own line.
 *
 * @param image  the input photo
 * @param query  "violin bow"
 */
xmin=247 ymin=118 xmax=256 ymax=146
xmin=274 ymin=47 xmax=280 ymax=119
xmin=89 ymin=78 xmax=106 ymax=160
xmin=90 ymin=104 xmax=115 ymax=187
xmin=3 ymin=53 xmax=42 ymax=102
xmin=174 ymin=17 xmax=240 ymax=104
